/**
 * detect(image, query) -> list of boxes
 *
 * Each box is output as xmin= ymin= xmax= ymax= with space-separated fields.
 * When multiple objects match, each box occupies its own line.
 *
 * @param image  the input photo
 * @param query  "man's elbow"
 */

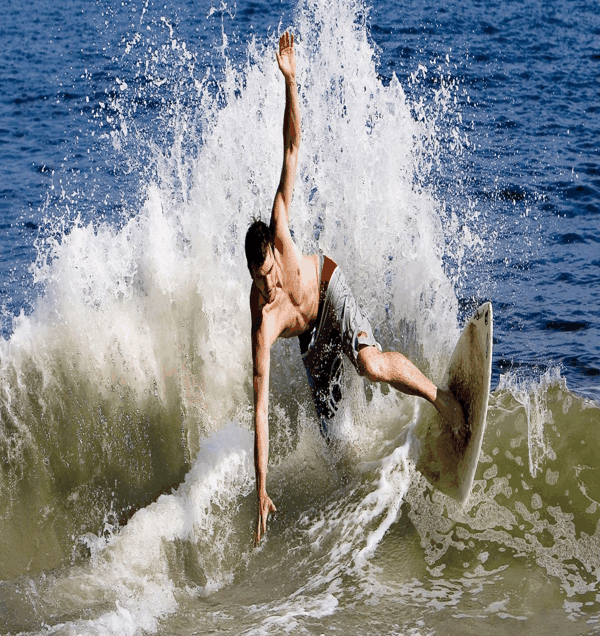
xmin=292 ymin=123 xmax=301 ymax=150
xmin=253 ymin=373 xmax=264 ymax=394
xmin=285 ymin=142 xmax=300 ymax=163
xmin=284 ymin=124 xmax=301 ymax=153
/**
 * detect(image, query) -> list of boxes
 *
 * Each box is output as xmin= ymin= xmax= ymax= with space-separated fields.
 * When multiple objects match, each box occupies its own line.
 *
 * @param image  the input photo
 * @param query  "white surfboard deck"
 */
xmin=412 ymin=302 xmax=493 ymax=503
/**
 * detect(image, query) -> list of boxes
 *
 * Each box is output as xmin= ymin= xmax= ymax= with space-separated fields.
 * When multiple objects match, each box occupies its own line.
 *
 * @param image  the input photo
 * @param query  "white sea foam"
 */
xmin=41 ymin=421 xmax=253 ymax=635
xmin=497 ymin=367 xmax=562 ymax=477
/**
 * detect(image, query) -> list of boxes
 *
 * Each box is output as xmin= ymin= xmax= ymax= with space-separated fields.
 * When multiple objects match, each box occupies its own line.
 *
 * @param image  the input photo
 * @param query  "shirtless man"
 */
xmin=246 ymin=32 xmax=464 ymax=544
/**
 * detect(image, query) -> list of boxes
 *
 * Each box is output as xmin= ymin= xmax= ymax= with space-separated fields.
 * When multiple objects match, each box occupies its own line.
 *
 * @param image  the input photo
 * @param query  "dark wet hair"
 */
xmin=245 ymin=219 xmax=274 ymax=273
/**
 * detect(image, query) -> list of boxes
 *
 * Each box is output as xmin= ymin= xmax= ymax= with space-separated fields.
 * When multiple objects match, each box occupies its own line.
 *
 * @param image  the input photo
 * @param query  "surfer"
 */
xmin=246 ymin=31 xmax=465 ymax=544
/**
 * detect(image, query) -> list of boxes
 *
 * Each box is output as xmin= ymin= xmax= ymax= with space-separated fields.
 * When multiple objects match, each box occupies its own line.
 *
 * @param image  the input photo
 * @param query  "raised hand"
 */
xmin=276 ymin=31 xmax=296 ymax=80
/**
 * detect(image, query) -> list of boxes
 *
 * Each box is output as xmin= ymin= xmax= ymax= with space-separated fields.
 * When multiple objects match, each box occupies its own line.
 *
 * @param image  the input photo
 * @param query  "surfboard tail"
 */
xmin=415 ymin=303 xmax=493 ymax=503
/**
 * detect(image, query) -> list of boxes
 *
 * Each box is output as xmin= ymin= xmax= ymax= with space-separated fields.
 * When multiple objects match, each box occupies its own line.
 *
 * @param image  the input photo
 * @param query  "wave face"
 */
xmin=0 ymin=0 xmax=599 ymax=634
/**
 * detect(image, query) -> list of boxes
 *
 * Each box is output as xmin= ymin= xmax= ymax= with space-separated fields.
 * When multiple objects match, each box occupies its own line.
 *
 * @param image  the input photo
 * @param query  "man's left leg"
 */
xmin=356 ymin=344 xmax=465 ymax=429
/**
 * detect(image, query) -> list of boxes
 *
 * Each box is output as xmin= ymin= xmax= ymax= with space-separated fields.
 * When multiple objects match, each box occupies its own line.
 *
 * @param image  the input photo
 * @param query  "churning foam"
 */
xmin=498 ymin=367 xmax=562 ymax=478
xmin=41 ymin=421 xmax=253 ymax=635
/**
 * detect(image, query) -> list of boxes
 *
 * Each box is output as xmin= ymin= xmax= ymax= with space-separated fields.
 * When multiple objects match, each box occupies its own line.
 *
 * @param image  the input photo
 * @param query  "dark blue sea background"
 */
xmin=375 ymin=0 xmax=600 ymax=398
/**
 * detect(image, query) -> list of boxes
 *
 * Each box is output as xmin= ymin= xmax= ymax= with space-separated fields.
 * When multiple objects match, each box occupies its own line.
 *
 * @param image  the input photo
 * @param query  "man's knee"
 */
xmin=357 ymin=346 xmax=384 ymax=382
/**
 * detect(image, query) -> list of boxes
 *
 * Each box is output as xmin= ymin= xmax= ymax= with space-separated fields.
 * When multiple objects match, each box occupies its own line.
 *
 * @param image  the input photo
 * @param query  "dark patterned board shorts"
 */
xmin=299 ymin=260 xmax=378 ymax=438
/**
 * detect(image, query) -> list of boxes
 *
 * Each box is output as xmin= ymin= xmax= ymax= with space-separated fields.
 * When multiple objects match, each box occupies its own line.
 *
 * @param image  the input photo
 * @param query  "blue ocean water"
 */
xmin=1 ymin=0 xmax=600 ymax=634
xmin=372 ymin=0 xmax=600 ymax=397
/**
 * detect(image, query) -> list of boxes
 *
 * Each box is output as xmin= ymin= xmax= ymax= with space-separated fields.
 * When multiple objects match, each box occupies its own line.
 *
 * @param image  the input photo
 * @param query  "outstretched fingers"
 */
xmin=254 ymin=494 xmax=277 ymax=546
xmin=276 ymin=31 xmax=296 ymax=76
xmin=279 ymin=30 xmax=293 ymax=54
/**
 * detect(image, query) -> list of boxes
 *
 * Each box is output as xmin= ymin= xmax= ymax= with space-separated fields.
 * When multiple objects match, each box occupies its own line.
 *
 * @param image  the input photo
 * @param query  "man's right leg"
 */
xmin=356 ymin=345 xmax=465 ymax=431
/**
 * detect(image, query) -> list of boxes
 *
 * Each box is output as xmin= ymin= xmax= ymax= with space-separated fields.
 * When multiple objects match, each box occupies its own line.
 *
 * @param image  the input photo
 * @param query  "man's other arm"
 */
xmin=251 ymin=302 xmax=277 ymax=544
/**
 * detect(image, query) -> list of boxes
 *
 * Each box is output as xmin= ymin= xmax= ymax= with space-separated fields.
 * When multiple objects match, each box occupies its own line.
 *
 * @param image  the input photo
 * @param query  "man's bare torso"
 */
xmin=250 ymin=245 xmax=320 ymax=342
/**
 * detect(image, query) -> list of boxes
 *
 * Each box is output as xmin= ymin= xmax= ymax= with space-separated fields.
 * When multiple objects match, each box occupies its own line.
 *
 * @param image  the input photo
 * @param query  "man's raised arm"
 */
xmin=270 ymin=32 xmax=301 ymax=238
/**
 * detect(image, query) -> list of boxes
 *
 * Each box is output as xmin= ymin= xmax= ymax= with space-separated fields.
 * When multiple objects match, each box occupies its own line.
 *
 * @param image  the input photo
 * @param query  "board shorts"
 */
xmin=298 ymin=254 xmax=378 ymax=439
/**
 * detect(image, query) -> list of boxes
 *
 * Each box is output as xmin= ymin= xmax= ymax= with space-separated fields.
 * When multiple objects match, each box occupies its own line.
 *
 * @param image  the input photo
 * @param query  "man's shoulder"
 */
xmin=273 ymin=238 xmax=317 ymax=270
xmin=249 ymin=284 xmax=264 ymax=322
xmin=249 ymin=286 xmax=276 ymax=333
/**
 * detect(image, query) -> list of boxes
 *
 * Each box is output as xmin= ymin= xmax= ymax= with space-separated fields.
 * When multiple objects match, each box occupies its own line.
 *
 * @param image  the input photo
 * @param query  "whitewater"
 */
xmin=0 ymin=0 xmax=599 ymax=633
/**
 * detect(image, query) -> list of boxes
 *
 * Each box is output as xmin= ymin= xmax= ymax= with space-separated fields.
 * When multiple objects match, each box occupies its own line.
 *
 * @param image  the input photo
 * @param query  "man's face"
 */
xmin=252 ymin=248 xmax=278 ymax=304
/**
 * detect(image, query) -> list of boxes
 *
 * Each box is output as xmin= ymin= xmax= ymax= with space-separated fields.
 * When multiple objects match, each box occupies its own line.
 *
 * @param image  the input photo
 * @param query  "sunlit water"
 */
xmin=0 ymin=0 xmax=599 ymax=634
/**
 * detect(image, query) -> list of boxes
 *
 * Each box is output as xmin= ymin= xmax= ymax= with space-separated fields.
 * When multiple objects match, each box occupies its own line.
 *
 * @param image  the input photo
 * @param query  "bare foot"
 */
xmin=434 ymin=388 xmax=466 ymax=439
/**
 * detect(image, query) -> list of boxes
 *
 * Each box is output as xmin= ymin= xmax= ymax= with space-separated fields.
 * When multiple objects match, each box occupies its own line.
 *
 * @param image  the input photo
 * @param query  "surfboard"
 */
xmin=413 ymin=302 xmax=493 ymax=503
